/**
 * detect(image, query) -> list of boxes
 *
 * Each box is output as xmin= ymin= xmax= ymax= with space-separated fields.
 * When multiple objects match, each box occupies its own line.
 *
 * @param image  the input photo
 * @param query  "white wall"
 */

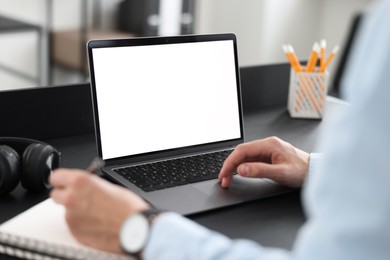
xmin=260 ymin=0 xmax=320 ymax=64
xmin=195 ymin=0 xmax=265 ymax=66
xmin=318 ymin=0 xmax=375 ymax=73
xmin=195 ymin=0 xmax=372 ymax=73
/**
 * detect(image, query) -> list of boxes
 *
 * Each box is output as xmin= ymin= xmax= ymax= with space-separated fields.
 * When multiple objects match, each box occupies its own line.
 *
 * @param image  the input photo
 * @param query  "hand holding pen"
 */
xmin=49 ymin=157 xmax=149 ymax=254
xmin=50 ymin=157 xmax=105 ymax=200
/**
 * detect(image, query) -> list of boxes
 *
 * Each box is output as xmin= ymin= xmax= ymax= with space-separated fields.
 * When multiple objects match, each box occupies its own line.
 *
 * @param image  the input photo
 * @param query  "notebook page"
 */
xmin=0 ymin=199 xmax=79 ymax=247
xmin=0 ymin=198 xmax=132 ymax=260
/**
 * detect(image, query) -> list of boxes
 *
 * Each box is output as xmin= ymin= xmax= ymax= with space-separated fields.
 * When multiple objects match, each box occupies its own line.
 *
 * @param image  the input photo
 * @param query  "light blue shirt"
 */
xmin=144 ymin=0 xmax=390 ymax=259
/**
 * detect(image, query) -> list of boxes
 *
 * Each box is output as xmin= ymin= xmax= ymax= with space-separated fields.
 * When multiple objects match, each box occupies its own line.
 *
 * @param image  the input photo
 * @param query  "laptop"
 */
xmin=87 ymin=33 xmax=289 ymax=215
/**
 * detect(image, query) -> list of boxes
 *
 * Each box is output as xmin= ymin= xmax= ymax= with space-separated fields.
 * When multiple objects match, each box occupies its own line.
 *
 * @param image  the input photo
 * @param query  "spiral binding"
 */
xmin=0 ymin=232 xmax=132 ymax=260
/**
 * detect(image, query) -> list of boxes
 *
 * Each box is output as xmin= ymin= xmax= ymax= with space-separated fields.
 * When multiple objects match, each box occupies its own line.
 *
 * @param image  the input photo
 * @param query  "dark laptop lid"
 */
xmin=87 ymin=34 xmax=244 ymax=166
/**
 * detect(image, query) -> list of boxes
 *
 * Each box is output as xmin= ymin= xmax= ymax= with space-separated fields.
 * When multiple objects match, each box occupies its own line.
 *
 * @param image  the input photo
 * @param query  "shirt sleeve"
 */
xmin=144 ymin=212 xmax=290 ymax=260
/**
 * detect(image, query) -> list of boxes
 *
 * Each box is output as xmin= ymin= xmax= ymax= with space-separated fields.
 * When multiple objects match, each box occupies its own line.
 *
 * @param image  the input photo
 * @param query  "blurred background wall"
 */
xmin=0 ymin=0 xmax=372 ymax=91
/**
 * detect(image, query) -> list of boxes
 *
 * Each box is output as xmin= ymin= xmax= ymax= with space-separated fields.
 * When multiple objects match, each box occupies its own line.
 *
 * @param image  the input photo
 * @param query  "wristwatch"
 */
xmin=119 ymin=208 xmax=163 ymax=256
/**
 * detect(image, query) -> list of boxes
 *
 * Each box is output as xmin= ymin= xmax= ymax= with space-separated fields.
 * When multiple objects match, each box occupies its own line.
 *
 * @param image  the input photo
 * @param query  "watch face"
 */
xmin=120 ymin=213 xmax=149 ymax=254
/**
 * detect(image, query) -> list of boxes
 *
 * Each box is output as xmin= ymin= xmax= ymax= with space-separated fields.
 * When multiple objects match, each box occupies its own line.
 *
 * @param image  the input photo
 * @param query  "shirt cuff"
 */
xmin=308 ymin=153 xmax=323 ymax=176
xmin=144 ymin=212 xmax=214 ymax=259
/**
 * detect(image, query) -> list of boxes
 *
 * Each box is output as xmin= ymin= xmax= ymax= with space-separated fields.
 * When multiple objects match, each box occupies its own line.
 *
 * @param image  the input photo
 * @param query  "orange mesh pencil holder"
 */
xmin=287 ymin=68 xmax=329 ymax=119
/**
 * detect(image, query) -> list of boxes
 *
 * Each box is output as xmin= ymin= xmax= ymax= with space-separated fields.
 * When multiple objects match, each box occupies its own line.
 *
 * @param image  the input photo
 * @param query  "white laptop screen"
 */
xmin=92 ymin=39 xmax=241 ymax=160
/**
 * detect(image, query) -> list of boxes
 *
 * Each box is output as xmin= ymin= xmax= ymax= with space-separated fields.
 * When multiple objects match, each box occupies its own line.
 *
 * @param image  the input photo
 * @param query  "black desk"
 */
xmin=0 ymin=64 xmax=349 ymax=258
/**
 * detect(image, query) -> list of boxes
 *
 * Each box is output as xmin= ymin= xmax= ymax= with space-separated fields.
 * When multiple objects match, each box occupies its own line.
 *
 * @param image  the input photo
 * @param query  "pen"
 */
xmin=86 ymin=157 xmax=105 ymax=174
xmin=319 ymin=45 xmax=340 ymax=72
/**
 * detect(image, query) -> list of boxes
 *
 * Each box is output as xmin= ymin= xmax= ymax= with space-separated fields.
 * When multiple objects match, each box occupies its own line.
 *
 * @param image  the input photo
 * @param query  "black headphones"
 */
xmin=0 ymin=137 xmax=60 ymax=196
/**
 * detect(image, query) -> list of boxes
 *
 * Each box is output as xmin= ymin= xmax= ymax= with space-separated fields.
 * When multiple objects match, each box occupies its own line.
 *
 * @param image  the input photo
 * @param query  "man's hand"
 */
xmin=219 ymin=136 xmax=309 ymax=188
xmin=50 ymin=169 xmax=150 ymax=253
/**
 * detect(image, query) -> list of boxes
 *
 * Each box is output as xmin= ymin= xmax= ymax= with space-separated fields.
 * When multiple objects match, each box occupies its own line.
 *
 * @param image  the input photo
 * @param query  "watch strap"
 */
xmin=141 ymin=208 xmax=164 ymax=225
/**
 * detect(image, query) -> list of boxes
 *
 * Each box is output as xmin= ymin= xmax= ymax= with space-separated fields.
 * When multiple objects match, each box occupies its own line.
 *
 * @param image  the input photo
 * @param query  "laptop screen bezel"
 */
xmin=87 ymin=33 xmax=244 ymax=166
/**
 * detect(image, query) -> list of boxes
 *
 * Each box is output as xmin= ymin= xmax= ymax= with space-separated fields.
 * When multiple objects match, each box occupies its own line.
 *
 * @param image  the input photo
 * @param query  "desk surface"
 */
xmin=0 ymin=97 xmax=348 ymax=258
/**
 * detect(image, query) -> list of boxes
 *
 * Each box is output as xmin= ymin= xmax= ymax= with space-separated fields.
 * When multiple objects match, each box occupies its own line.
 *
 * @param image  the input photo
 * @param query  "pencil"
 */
xmin=283 ymin=45 xmax=295 ymax=69
xmin=320 ymin=39 xmax=327 ymax=68
xmin=319 ymin=45 xmax=340 ymax=72
xmin=306 ymin=42 xmax=320 ymax=72
xmin=287 ymin=45 xmax=304 ymax=72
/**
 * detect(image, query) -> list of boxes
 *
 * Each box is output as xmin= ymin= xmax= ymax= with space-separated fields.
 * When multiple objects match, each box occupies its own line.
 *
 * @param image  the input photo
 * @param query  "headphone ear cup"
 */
xmin=21 ymin=143 xmax=60 ymax=192
xmin=0 ymin=145 xmax=21 ymax=196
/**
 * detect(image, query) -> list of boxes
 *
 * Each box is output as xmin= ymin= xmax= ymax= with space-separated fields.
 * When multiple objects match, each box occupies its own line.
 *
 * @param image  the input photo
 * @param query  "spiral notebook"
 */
xmin=0 ymin=199 xmax=133 ymax=260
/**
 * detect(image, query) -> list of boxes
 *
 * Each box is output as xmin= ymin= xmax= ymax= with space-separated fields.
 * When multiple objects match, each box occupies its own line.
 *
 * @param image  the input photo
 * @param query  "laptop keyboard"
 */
xmin=113 ymin=149 xmax=233 ymax=192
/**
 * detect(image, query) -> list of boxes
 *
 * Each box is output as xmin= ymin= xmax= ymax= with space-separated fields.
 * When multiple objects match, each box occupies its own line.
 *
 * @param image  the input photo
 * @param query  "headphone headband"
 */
xmin=0 ymin=137 xmax=58 ymax=157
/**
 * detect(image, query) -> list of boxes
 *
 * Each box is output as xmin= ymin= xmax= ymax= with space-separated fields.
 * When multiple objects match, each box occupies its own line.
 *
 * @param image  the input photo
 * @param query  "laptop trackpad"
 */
xmin=144 ymin=176 xmax=289 ymax=215
xmin=192 ymin=175 xmax=281 ymax=203
xmin=144 ymin=185 xmax=216 ymax=214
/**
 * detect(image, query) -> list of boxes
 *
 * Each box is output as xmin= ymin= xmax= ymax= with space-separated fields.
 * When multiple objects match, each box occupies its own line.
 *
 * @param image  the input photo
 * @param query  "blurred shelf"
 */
xmin=0 ymin=15 xmax=40 ymax=32
xmin=0 ymin=15 xmax=42 ymax=84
